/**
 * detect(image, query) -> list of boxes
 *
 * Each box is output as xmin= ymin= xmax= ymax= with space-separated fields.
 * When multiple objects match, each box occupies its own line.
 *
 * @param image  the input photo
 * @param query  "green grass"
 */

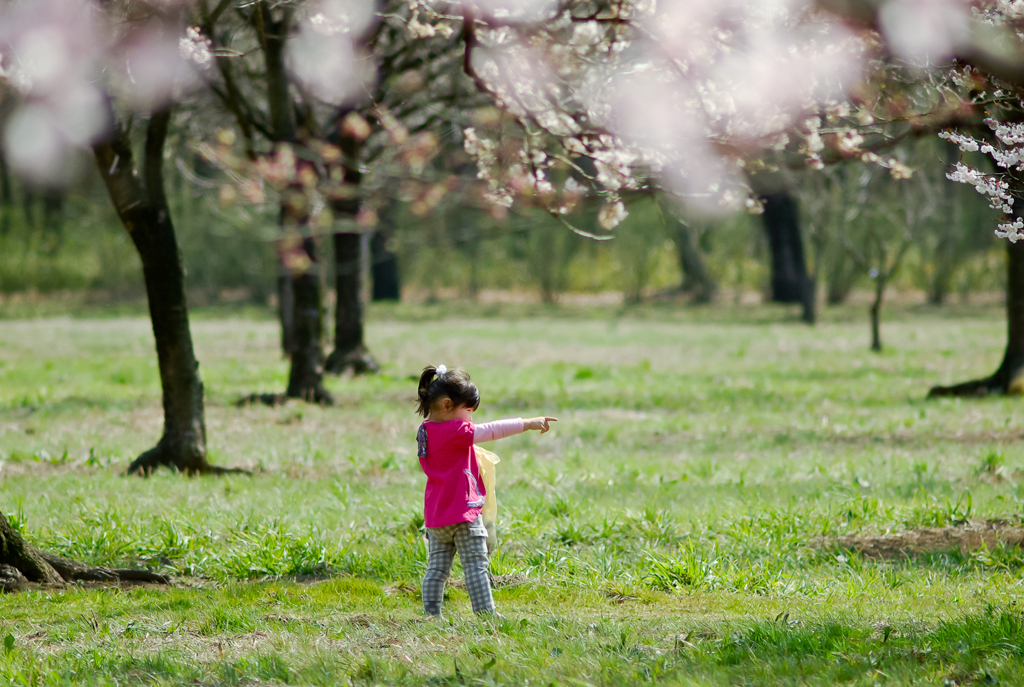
xmin=3 ymin=305 xmax=1024 ymax=685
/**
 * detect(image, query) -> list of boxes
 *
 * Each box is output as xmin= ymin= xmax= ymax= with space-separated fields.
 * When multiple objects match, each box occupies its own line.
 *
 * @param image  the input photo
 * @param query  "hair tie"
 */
xmin=436 ymin=364 xmax=448 ymax=376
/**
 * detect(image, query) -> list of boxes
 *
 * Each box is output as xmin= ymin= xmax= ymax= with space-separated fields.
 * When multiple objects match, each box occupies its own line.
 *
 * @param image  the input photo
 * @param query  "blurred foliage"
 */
xmin=0 ymin=136 xmax=1008 ymax=307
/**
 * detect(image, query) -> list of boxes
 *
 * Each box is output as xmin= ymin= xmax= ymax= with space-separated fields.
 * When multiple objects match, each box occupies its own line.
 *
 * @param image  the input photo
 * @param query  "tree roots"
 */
xmin=927 ymin=362 xmax=1024 ymax=398
xmin=325 ymin=346 xmax=379 ymax=376
xmin=927 ymin=376 xmax=1004 ymax=398
xmin=235 ymin=384 xmax=335 ymax=408
xmin=236 ymin=392 xmax=290 ymax=407
xmin=0 ymin=513 xmax=169 ymax=593
xmin=127 ymin=435 xmax=249 ymax=476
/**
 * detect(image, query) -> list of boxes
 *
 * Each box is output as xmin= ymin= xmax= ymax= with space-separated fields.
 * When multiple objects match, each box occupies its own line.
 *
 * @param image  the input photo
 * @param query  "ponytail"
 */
xmin=416 ymin=366 xmax=439 ymax=417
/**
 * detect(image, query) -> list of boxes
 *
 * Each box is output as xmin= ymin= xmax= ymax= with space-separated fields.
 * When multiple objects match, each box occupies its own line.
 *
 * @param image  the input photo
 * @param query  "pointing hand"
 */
xmin=526 ymin=417 xmax=558 ymax=433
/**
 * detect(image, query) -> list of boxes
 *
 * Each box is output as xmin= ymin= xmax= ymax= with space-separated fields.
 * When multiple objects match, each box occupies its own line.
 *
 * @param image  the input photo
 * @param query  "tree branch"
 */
xmin=817 ymin=0 xmax=1024 ymax=89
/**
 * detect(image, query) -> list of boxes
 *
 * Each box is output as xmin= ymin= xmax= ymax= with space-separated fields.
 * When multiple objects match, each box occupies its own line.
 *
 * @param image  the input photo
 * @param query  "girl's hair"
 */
xmin=416 ymin=366 xmax=480 ymax=418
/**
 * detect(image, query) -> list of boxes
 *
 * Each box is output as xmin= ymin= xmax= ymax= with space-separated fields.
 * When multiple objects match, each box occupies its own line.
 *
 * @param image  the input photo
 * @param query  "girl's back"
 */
xmin=417 ymin=418 xmax=483 ymax=528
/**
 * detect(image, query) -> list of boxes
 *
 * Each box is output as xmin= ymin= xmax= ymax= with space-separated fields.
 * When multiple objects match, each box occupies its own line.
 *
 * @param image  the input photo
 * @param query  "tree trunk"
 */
xmin=870 ymin=277 xmax=884 ymax=352
xmin=0 ymin=511 xmax=167 ymax=592
xmin=760 ymin=190 xmax=812 ymax=320
xmin=278 ymin=268 xmax=297 ymax=355
xmin=325 ymin=230 xmax=378 ymax=375
xmin=324 ymin=115 xmax=377 ymax=376
xmin=284 ymin=236 xmax=334 ymax=402
xmin=247 ymin=3 xmax=336 ymax=401
xmin=245 ymin=233 xmax=334 ymax=405
xmin=93 ymin=108 xmax=236 ymax=475
xmin=371 ymin=229 xmax=401 ymax=301
xmin=672 ymin=220 xmax=715 ymax=304
xmin=929 ymin=238 xmax=1024 ymax=396
xmin=333 ymin=231 xmax=363 ymax=351
xmin=803 ymin=273 xmax=818 ymax=324
xmin=805 ymin=233 xmax=827 ymax=326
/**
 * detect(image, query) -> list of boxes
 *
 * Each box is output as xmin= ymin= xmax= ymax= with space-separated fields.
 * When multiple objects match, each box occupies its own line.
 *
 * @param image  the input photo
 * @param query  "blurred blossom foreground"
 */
xmin=6 ymin=0 xmax=1024 ymax=226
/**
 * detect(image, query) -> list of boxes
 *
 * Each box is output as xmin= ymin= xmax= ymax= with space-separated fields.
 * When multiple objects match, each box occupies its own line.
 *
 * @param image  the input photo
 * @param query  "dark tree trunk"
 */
xmin=244 ymin=2 xmax=334 ymax=403
xmin=801 ymin=271 xmax=817 ymax=325
xmin=278 ymin=269 xmax=297 ymax=355
xmin=930 ymin=238 xmax=1024 ymax=396
xmin=671 ymin=220 xmax=715 ymax=304
xmin=371 ymin=229 xmax=400 ymax=301
xmin=245 ymin=233 xmax=335 ymax=406
xmin=0 ymin=512 xmax=167 ymax=592
xmin=806 ymin=232 xmax=827 ymax=326
xmin=283 ymin=236 xmax=334 ymax=402
xmin=324 ymin=230 xmax=378 ymax=375
xmin=332 ymin=231 xmax=364 ymax=350
xmin=93 ymin=108 xmax=239 ymax=474
xmin=870 ymin=277 xmax=885 ymax=352
xmin=275 ymin=248 xmax=331 ymax=403
xmin=334 ymin=231 xmax=363 ymax=353
xmin=324 ymin=114 xmax=377 ymax=376
xmin=760 ymin=191 xmax=812 ymax=321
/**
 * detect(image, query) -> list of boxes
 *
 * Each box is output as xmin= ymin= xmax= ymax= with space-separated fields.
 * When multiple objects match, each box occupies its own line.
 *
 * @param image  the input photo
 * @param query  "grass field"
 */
xmin=3 ymin=301 xmax=1024 ymax=685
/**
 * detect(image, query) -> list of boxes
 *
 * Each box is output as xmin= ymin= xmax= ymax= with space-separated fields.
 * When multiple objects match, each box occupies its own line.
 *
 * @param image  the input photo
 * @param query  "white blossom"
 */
xmin=997 ymin=217 xmax=1024 ymax=242
xmin=563 ymin=177 xmax=585 ymax=196
xmin=987 ymin=118 xmax=1024 ymax=146
xmin=998 ymin=0 xmax=1024 ymax=19
xmin=947 ymin=161 xmax=1014 ymax=213
xmin=534 ymin=169 xmax=554 ymax=195
xmin=597 ymin=198 xmax=628 ymax=229
xmin=407 ymin=15 xmax=436 ymax=39
xmin=938 ymin=129 xmax=979 ymax=152
xmin=837 ymin=130 xmax=864 ymax=153
xmin=179 ymin=27 xmax=212 ymax=68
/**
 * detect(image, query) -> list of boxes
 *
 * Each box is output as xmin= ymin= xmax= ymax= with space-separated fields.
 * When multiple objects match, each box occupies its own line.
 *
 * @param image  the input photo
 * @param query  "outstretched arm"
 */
xmin=474 ymin=418 xmax=524 ymax=443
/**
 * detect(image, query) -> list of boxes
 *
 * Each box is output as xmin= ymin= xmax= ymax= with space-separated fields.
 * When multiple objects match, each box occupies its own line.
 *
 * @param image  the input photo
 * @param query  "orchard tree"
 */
xmin=195 ymin=0 xmax=500 ymax=397
xmin=0 ymin=0 xmax=239 ymax=583
xmin=447 ymin=0 xmax=1024 ymax=392
xmin=842 ymin=159 xmax=921 ymax=352
xmin=0 ymin=0 xmax=247 ymax=474
xmin=201 ymin=0 xmax=900 ymax=322
xmin=812 ymin=1 xmax=1024 ymax=394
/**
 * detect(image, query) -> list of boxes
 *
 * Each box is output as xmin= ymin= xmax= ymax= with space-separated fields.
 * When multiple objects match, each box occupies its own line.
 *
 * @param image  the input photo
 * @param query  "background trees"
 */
xmin=4 ymin=0 xmax=1024 ymax=423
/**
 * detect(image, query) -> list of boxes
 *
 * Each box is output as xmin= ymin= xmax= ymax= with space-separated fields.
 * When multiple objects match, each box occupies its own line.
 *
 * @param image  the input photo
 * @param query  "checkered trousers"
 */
xmin=422 ymin=515 xmax=495 ymax=616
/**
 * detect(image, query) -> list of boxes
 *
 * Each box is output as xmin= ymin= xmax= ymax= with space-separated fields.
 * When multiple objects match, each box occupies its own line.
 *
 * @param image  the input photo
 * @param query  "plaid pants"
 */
xmin=422 ymin=515 xmax=494 ymax=616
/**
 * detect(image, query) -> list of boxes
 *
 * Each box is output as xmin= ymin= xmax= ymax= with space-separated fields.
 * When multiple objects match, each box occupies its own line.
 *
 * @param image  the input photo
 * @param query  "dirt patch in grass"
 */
xmin=447 ymin=573 xmax=530 ymax=590
xmin=834 ymin=520 xmax=1024 ymax=559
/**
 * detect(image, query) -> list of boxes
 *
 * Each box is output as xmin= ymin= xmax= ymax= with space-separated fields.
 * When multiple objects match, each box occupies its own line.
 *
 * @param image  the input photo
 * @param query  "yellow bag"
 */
xmin=475 ymin=446 xmax=500 ymax=554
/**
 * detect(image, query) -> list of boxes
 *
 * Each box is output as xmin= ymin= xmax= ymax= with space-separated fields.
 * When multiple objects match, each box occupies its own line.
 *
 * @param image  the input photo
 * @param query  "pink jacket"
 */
xmin=417 ymin=418 xmax=523 ymax=528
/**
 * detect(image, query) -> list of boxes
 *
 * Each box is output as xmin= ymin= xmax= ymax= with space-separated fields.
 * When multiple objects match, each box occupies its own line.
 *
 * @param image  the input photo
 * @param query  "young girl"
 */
xmin=416 ymin=364 xmax=556 ymax=617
